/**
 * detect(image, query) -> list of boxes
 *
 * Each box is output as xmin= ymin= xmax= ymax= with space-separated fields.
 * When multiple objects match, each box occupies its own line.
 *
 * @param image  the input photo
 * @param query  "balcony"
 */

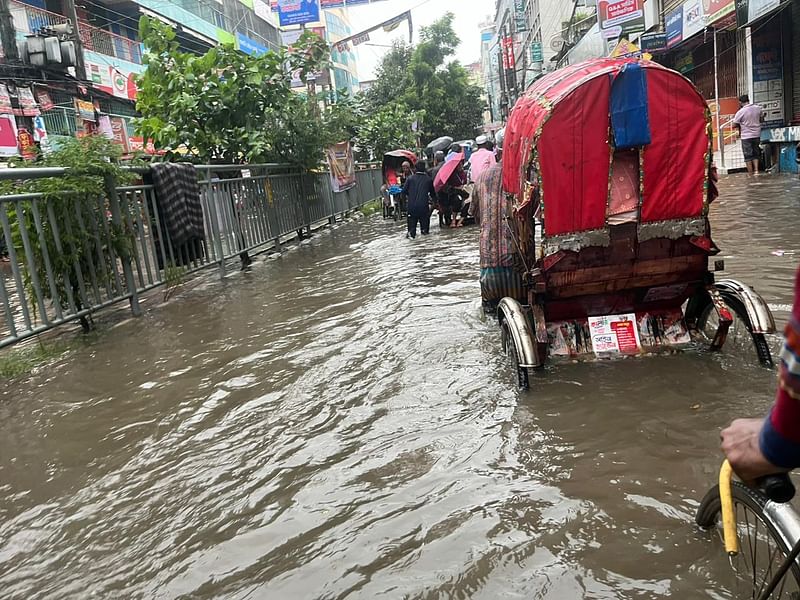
xmin=10 ymin=0 xmax=142 ymax=64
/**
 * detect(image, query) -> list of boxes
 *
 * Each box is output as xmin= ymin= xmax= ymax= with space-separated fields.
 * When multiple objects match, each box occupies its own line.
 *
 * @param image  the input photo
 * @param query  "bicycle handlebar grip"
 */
xmin=759 ymin=474 xmax=796 ymax=503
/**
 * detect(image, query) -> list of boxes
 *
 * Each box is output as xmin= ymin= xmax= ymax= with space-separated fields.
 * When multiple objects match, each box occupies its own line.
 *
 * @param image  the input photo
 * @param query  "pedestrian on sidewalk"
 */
xmin=733 ymin=94 xmax=763 ymax=176
xmin=402 ymin=160 xmax=436 ymax=239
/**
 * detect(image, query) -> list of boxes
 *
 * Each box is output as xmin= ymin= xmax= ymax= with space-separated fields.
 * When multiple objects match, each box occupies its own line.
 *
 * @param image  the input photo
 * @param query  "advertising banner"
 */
xmin=110 ymin=117 xmax=130 ymax=153
xmin=666 ymin=4 xmax=684 ymax=47
xmin=0 ymin=84 xmax=11 ymax=113
xmin=0 ymin=114 xmax=18 ymax=156
xmin=277 ymin=0 xmax=320 ymax=26
xmin=74 ymin=99 xmax=96 ymax=122
xmin=599 ymin=0 xmax=645 ymax=39
xmin=326 ymin=141 xmax=356 ymax=193
xmin=530 ymin=41 xmax=543 ymax=62
xmin=17 ymin=87 xmax=40 ymax=117
xmin=35 ymin=89 xmax=54 ymax=111
xmin=18 ymin=128 xmax=37 ymax=161
xmin=589 ymin=313 xmax=642 ymax=355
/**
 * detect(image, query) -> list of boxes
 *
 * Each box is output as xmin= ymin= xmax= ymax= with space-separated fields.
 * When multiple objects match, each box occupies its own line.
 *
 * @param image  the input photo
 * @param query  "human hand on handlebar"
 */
xmin=721 ymin=418 xmax=785 ymax=483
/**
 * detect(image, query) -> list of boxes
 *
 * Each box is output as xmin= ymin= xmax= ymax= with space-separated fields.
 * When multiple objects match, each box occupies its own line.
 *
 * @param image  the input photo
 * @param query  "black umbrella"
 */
xmin=425 ymin=136 xmax=454 ymax=156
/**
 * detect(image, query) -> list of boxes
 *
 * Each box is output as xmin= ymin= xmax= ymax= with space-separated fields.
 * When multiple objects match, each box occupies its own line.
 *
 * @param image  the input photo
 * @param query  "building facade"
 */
xmin=0 ymin=0 xmax=281 ymax=158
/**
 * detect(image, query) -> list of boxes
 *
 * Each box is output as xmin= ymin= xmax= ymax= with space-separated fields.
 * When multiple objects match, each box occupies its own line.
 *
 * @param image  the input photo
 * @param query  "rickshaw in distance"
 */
xmin=497 ymin=57 xmax=776 ymax=388
xmin=382 ymin=149 xmax=417 ymax=221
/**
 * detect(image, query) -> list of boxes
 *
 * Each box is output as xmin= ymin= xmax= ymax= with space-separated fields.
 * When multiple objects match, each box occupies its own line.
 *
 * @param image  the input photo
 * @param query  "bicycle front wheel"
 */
xmin=696 ymin=481 xmax=800 ymax=598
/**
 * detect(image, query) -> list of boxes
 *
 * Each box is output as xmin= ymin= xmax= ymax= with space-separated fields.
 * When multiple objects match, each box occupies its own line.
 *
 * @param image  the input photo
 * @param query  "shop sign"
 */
xmin=74 ymin=99 xmax=96 ymax=122
xmin=683 ymin=0 xmax=705 ymax=40
xmin=736 ymin=0 xmax=784 ymax=26
xmin=704 ymin=0 xmax=736 ymax=24
xmin=666 ymin=4 xmax=684 ymax=47
xmin=17 ymin=128 xmax=37 ymax=160
xmin=640 ymin=32 xmax=668 ymax=52
xmin=85 ymin=52 xmax=141 ymax=100
xmin=320 ymin=0 xmax=345 ymax=6
xmin=762 ymin=125 xmax=800 ymax=142
xmin=17 ymin=87 xmax=40 ymax=117
xmin=236 ymin=32 xmax=268 ymax=56
xmin=0 ymin=84 xmax=11 ymax=113
xmin=514 ymin=0 xmax=527 ymax=32
xmin=752 ymin=30 xmax=784 ymax=126
xmin=599 ymin=0 xmax=646 ymax=39
xmin=351 ymin=32 xmax=370 ymax=46
xmin=675 ymin=51 xmax=694 ymax=73
xmin=530 ymin=41 xmax=543 ymax=62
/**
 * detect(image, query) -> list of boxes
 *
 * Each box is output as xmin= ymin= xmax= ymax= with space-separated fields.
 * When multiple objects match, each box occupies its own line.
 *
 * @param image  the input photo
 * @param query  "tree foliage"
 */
xmin=356 ymin=103 xmax=422 ymax=161
xmin=0 ymin=137 xmax=136 ymax=327
xmin=362 ymin=13 xmax=484 ymax=146
xmin=135 ymin=17 xmax=337 ymax=169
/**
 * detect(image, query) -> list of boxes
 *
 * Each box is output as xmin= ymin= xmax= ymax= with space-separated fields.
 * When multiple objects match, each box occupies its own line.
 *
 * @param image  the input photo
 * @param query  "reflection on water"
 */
xmin=1 ymin=175 xmax=799 ymax=599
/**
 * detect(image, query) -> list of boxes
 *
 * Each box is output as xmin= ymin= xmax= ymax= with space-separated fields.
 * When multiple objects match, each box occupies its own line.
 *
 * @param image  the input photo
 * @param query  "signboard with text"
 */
xmin=589 ymin=314 xmax=642 ymax=355
xmin=599 ymin=0 xmax=645 ymax=40
xmin=277 ymin=0 xmax=320 ymax=26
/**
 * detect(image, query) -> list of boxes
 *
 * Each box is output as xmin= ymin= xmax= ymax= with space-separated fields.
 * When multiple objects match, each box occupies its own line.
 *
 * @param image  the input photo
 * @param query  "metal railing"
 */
xmin=0 ymin=163 xmax=383 ymax=349
xmin=79 ymin=23 xmax=142 ymax=65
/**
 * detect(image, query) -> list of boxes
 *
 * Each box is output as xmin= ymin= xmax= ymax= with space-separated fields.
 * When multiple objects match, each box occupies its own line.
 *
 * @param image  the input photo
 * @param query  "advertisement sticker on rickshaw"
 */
xmin=589 ymin=314 xmax=642 ymax=355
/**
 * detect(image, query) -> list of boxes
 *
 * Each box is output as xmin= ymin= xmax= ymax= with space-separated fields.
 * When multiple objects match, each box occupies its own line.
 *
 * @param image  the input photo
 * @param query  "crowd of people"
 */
xmin=381 ymin=134 xmax=503 ymax=240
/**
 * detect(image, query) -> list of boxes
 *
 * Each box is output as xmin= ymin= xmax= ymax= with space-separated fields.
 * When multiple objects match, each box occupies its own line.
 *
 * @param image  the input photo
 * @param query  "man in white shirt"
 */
xmin=733 ymin=94 xmax=764 ymax=176
xmin=469 ymin=135 xmax=496 ymax=184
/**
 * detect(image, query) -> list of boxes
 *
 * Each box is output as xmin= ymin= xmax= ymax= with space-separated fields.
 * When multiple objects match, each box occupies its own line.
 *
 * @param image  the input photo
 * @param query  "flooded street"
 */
xmin=1 ymin=174 xmax=800 ymax=599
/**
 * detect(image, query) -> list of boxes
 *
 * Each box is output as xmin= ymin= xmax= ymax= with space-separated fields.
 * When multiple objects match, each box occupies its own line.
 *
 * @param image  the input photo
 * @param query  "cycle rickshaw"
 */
xmin=497 ymin=57 xmax=776 ymax=388
xmin=381 ymin=149 xmax=416 ymax=221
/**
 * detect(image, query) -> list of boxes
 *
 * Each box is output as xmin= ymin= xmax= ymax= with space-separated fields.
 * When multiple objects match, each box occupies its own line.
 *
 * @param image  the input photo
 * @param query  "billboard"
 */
xmin=598 ymin=0 xmax=645 ymax=40
xmin=665 ymin=4 xmax=683 ymax=48
xmin=277 ymin=0 xmax=320 ymax=26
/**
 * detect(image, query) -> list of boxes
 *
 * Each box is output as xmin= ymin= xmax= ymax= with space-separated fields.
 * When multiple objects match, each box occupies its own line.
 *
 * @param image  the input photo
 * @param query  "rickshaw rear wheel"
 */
xmin=501 ymin=320 xmax=530 ymax=390
xmin=695 ymin=295 xmax=773 ymax=367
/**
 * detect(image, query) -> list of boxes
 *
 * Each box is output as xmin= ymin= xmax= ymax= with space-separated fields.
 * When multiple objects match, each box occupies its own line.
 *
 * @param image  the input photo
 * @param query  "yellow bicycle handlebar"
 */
xmin=720 ymin=459 xmax=739 ymax=556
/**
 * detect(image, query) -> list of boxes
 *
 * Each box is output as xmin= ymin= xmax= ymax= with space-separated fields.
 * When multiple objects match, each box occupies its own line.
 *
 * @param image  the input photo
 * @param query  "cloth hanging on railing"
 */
xmin=150 ymin=163 xmax=205 ymax=247
xmin=148 ymin=162 xmax=205 ymax=269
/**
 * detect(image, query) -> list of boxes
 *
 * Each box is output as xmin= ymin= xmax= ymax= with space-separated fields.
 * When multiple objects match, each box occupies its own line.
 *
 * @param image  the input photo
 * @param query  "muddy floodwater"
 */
xmin=1 ymin=175 xmax=799 ymax=599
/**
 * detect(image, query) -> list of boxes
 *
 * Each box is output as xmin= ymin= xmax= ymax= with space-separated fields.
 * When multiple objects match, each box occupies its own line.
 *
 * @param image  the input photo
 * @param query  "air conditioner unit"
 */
xmin=45 ymin=37 xmax=62 ymax=63
xmin=60 ymin=41 xmax=76 ymax=66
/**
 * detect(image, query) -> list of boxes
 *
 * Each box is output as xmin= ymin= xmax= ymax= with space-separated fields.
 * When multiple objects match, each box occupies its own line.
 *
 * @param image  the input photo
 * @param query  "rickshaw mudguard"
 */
xmin=713 ymin=279 xmax=776 ymax=335
xmin=497 ymin=298 xmax=542 ymax=369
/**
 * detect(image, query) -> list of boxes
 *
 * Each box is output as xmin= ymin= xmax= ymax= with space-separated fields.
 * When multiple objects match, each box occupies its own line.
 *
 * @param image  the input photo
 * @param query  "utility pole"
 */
xmin=0 ymin=0 xmax=20 ymax=61
xmin=63 ymin=0 xmax=86 ymax=80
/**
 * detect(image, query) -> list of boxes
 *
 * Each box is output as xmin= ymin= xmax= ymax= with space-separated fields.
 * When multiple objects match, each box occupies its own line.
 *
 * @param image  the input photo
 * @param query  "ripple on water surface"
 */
xmin=0 ymin=175 xmax=799 ymax=599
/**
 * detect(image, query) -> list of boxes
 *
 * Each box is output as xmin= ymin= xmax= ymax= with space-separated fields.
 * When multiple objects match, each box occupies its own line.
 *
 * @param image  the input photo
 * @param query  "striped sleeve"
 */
xmin=760 ymin=268 xmax=800 ymax=468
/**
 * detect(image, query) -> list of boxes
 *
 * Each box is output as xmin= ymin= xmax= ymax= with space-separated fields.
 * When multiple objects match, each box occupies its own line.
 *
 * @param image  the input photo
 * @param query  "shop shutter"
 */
xmin=792 ymin=1 xmax=800 ymax=122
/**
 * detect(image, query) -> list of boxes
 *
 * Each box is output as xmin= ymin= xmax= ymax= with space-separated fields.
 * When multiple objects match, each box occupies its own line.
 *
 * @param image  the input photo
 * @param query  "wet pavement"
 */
xmin=1 ymin=174 xmax=799 ymax=599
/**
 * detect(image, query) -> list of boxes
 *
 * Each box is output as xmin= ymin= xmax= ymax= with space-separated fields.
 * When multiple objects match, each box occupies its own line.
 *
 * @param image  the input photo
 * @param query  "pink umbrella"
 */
xmin=434 ymin=151 xmax=464 ymax=192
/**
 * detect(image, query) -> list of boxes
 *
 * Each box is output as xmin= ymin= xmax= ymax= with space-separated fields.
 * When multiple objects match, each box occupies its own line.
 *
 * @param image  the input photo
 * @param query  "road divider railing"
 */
xmin=0 ymin=163 xmax=383 ymax=349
